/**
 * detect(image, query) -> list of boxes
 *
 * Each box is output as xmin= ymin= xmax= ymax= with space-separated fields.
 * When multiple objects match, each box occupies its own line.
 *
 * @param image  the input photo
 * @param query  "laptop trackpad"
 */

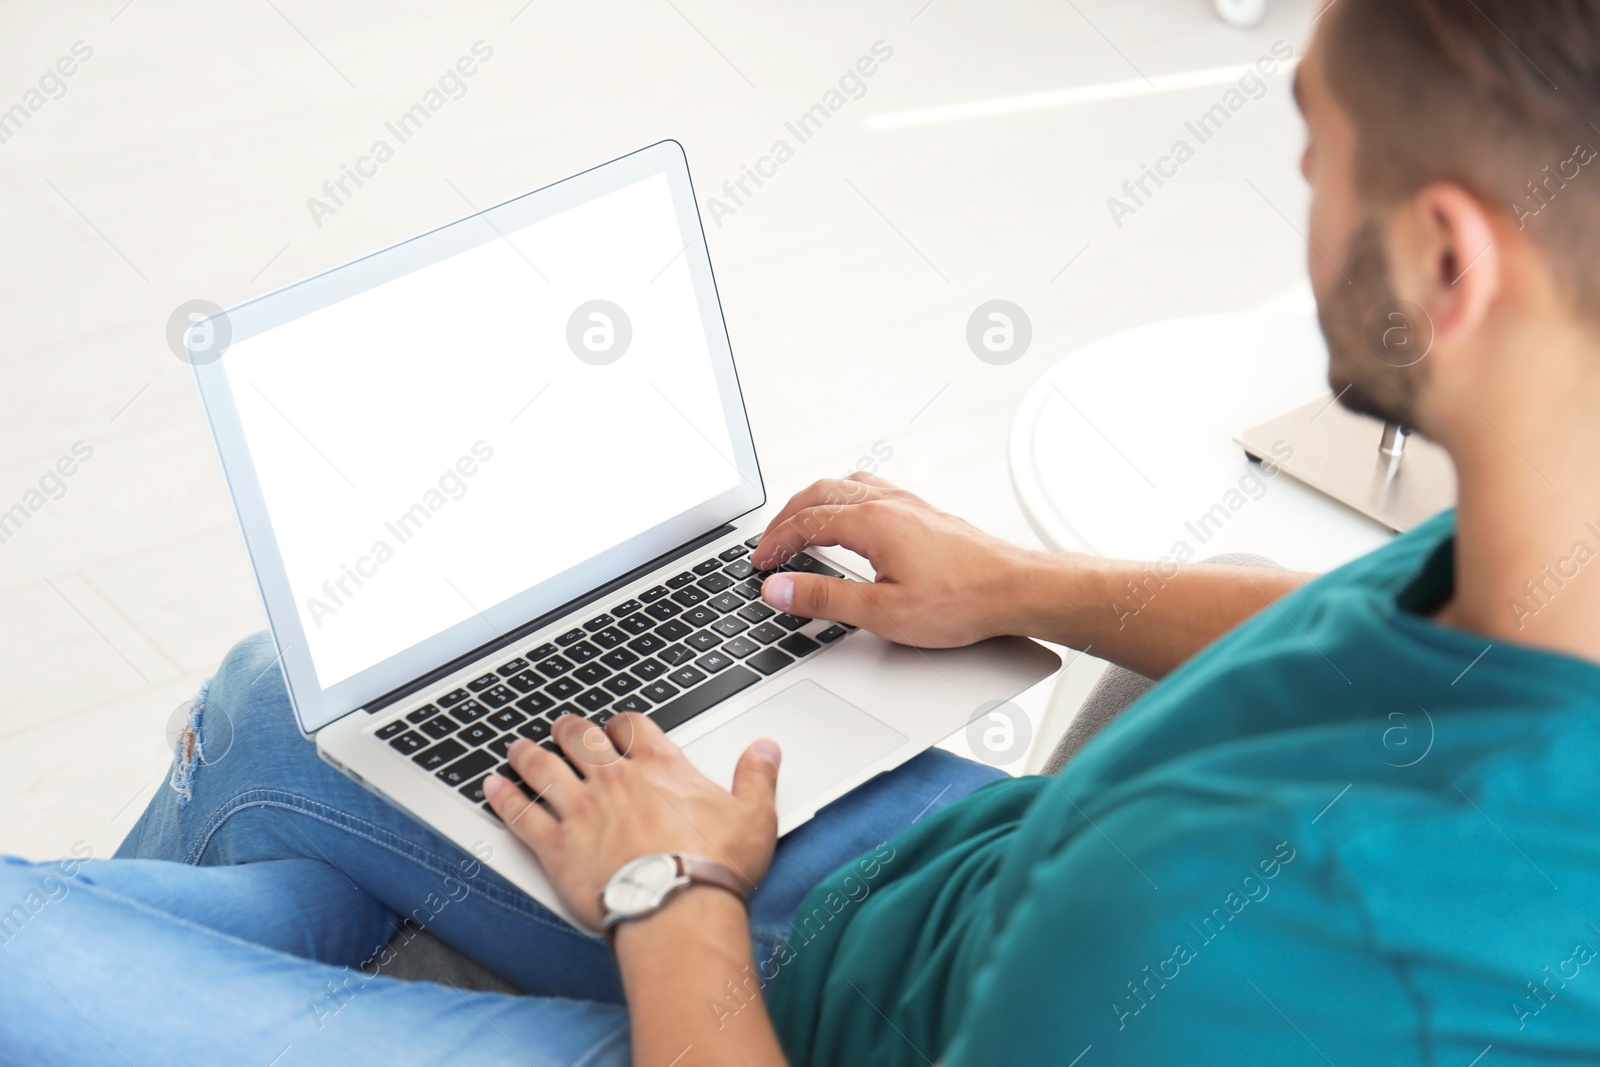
xmin=683 ymin=679 xmax=909 ymax=818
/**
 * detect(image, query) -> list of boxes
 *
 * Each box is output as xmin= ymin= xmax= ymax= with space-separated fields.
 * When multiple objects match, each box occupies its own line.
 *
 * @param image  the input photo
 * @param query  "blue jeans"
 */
xmin=0 ymin=633 xmax=1003 ymax=1065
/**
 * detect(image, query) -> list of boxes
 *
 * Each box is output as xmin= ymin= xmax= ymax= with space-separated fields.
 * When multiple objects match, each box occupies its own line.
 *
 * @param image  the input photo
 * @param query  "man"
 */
xmin=5 ymin=0 xmax=1598 ymax=1062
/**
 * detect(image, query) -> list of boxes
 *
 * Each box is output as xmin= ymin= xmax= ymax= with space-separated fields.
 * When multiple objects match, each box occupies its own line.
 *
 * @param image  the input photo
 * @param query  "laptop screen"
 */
xmin=195 ymin=143 xmax=764 ymax=733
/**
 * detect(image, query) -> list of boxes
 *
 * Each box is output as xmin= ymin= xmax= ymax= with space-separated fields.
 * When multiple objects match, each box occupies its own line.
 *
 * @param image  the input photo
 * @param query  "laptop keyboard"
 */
xmin=370 ymin=537 xmax=856 ymax=820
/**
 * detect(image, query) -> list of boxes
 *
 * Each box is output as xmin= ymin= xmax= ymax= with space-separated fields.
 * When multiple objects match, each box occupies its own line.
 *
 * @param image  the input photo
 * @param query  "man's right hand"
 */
xmin=749 ymin=473 xmax=1048 ymax=648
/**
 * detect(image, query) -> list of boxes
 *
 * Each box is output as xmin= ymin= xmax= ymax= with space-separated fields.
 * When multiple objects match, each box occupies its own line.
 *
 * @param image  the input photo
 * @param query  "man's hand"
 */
xmin=483 ymin=713 xmax=780 ymax=933
xmin=750 ymin=472 xmax=1038 ymax=648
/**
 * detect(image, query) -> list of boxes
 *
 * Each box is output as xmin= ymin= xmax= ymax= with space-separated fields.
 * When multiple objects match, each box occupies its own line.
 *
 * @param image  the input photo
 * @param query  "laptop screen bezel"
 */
xmin=191 ymin=140 xmax=765 ymax=736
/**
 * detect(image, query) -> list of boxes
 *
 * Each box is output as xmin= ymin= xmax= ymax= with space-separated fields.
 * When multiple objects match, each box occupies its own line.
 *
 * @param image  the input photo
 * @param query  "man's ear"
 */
xmin=1390 ymin=182 xmax=1501 ymax=344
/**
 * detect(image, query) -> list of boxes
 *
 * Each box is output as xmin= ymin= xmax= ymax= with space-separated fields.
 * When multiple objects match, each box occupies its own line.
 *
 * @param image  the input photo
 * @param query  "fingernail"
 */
xmin=483 ymin=775 xmax=504 ymax=798
xmin=763 ymin=573 xmax=794 ymax=611
xmin=750 ymin=738 xmax=781 ymax=767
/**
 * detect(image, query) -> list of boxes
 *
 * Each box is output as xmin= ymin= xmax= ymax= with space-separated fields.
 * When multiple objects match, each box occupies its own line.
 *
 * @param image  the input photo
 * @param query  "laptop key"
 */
xmin=414 ymin=738 xmax=467 ymax=771
xmin=496 ymin=658 xmax=529 ymax=677
xmin=460 ymin=722 xmax=496 ymax=747
xmin=517 ymin=718 xmax=552 ymax=742
xmin=640 ymin=585 xmax=670 ymax=603
xmin=712 ymin=616 xmax=748 ymax=637
xmin=405 ymin=704 xmax=440 ymax=724
xmin=671 ymin=586 xmax=708 ymax=608
xmin=709 ymin=592 xmax=743 ymax=614
xmin=547 ymin=677 xmax=582 ymax=701
xmin=722 ymin=636 xmax=760 ymax=659
xmin=666 ymin=571 xmax=697 ymax=589
xmin=743 ymin=534 xmax=764 ymax=549
xmin=698 ymin=572 xmax=734 ymax=594
xmin=696 ymin=651 xmax=734 ymax=674
xmin=602 ymin=673 xmax=642 ymax=696
xmin=556 ymin=628 xmax=586 ymax=646
xmin=633 ymin=657 xmax=667 ymax=681
xmin=682 ymin=606 xmax=718 ymax=628
xmin=515 ymin=692 xmax=555 ymax=715
xmin=573 ymin=662 xmax=610 ymax=686
xmin=618 ymin=613 xmax=654 ymax=635
xmin=658 ymin=643 xmax=694 ymax=667
xmin=536 ymin=655 xmax=574 ymax=678
xmin=488 ymin=708 xmax=526 ymax=731
xmin=566 ymin=641 xmax=601 ymax=664
xmin=420 ymin=715 xmax=460 ymax=739
xmin=655 ymin=619 xmax=692 ymax=642
xmin=738 ymin=601 xmax=775 ymax=624
xmin=746 ymin=648 xmax=795 ymax=676
xmin=692 ymin=558 xmax=722 ymax=576
xmin=467 ymin=674 xmax=498 ymax=692
xmin=749 ymin=622 xmax=786 ymax=644
xmin=686 ymin=631 xmax=721 ymax=653
xmin=478 ymin=685 xmax=517 ymax=709
xmin=592 ymin=626 xmax=626 ymax=649
xmin=626 ymin=632 xmax=665 ymax=655
xmin=785 ymin=554 xmax=845 ymax=579
xmin=816 ymin=624 xmax=848 ymax=644
xmin=460 ymin=775 xmax=491 ymax=804
xmin=640 ymin=681 xmax=680 ymax=704
xmin=376 ymin=719 xmax=408 ymax=741
xmin=438 ymin=689 xmax=470 ymax=708
xmin=645 ymin=600 xmax=682 ymax=621
xmin=613 ymin=695 xmax=651 ymax=714
xmin=575 ymin=688 xmax=613 ymax=712
xmin=650 ymin=665 xmax=760 ymax=733
xmin=448 ymin=700 xmax=490 ymax=724
xmin=774 ymin=613 xmax=811 ymax=631
xmin=437 ymin=750 xmax=496 ymax=788
xmin=526 ymin=642 xmax=557 ymax=660
xmin=488 ymin=733 xmax=517 ymax=758
xmin=507 ymin=670 xmax=542 ymax=693
xmin=668 ymin=665 xmax=708 ymax=689
xmin=610 ymin=599 xmax=643 ymax=617
xmin=732 ymin=578 xmax=764 ymax=601
xmin=719 ymin=545 xmax=749 ymax=562
xmin=778 ymin=633 xmax=821 ymax=658
xmin=584 ymin=614 xmax=615 ymax=633
xmin=601 ymin=647 xmax=639 ymax=670
xmin=389 ymin=730 xmax=428 ymax=754
xmin=723 ymin=559 xmax=754 ymax=579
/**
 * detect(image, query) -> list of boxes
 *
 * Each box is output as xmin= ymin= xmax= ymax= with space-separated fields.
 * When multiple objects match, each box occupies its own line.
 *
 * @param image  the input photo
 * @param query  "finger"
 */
xmin=554 ymin=712 xmax=622 ymax=772
xmin=752 ymin=479 xmax=885 ymax=565
xmin=845 ymin=471 xmax=899 ymax=490
xmin=731 ymin=738 xmax=781 ymax=808
xmin=604 ymin=710 xmax=672 ymax=760
xmin=483 ymin=772 xmax=559 ymax=843
xmin=755 ymin=503 xmax=887 ymax=571
xmin=763 ymin=571 xmax=886 ymax=629
xmin=508 ymin=736 xmax=582 ymax=813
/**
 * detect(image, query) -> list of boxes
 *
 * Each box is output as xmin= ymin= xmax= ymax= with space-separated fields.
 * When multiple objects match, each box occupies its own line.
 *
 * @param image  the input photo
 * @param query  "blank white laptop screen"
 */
xmin=200 ymin=148 xmax=762 ymax=732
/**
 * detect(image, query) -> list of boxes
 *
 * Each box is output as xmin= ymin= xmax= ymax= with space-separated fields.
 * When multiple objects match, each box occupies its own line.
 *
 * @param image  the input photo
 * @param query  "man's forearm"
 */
xmin=614 ymin=889 xmax=788 ymax=1067
xmin=1003 ymin=552 xmax=1315 ymax=679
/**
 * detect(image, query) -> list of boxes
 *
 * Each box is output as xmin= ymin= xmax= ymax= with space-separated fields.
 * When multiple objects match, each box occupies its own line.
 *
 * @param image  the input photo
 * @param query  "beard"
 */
xmin=1316 ymin=217 xmax=1428 ymax=427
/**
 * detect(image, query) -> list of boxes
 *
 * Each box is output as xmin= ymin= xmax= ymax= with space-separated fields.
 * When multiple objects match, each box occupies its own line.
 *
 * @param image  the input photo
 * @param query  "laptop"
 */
xmin=189 ymin=140 xmax=1059 ymax=927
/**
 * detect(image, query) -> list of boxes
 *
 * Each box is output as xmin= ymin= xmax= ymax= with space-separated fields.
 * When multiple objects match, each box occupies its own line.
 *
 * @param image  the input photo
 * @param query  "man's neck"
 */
xmin=1435 ymin=372 xmax=1600 ymax=667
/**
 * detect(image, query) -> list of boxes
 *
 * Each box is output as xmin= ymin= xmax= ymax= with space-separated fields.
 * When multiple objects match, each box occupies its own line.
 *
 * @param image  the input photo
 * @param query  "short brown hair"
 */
xmin=1324 ymin=0 xmax=1600 ymax=310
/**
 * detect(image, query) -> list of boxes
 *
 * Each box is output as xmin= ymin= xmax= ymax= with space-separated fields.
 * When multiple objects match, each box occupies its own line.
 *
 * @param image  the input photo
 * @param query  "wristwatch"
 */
xmin=599 ymin=853 xmax=750 ymax=932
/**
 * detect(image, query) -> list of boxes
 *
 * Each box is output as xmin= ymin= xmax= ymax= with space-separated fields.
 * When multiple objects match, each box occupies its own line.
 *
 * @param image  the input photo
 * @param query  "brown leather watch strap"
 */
xmin=676 ymin=854 xmax=752 ymax=906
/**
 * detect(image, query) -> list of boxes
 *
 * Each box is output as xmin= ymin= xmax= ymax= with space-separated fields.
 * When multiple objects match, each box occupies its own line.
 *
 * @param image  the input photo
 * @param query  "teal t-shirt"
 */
xmin=767 ymin=511 xmax=1600 ymax=1063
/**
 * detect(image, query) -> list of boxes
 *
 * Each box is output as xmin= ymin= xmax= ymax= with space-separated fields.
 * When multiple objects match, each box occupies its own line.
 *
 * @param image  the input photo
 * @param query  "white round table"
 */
xmin=1009 ymin=312 xmax=1392 ymax=575
xmin=1009 ymin=313 xmax=1395 ymax=773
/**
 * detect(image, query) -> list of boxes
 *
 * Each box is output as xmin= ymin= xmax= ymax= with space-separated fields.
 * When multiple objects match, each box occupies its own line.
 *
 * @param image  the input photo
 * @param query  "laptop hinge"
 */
xmin=358 ymin=524 xmax=739 ymax=716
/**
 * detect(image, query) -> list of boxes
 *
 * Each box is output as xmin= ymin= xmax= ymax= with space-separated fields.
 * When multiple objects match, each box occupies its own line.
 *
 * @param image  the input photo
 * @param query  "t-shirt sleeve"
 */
xmin=942 ymin=795 xmax=1421 ymax=1065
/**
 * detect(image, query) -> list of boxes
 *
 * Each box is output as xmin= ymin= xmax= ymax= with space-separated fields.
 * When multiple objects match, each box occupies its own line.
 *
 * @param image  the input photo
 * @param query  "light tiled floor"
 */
xmin=0 ymin=0 xmax=1317 ymax=861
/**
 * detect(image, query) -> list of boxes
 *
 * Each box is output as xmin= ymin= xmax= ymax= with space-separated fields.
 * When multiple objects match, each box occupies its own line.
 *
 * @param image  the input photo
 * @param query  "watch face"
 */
xmin=604 ymin=854 xmax=680 ymax=917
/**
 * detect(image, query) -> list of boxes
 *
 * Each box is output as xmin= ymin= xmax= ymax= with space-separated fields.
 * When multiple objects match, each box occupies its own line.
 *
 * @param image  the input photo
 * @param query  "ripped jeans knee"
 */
xmin=165 ymin=677 xmax=234 ymax=805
